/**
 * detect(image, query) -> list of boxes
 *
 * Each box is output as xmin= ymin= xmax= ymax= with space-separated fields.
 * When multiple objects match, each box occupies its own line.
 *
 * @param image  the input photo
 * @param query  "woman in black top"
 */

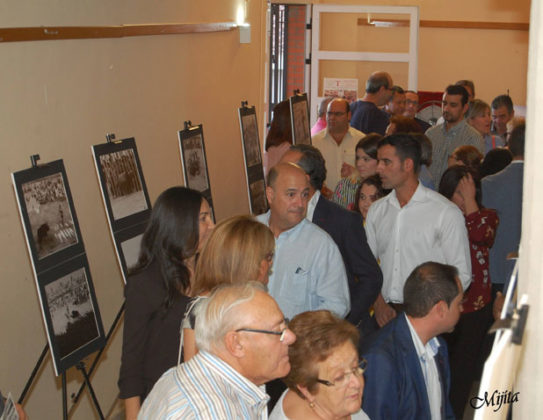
xmin=118 ymin=186 xmax=214 ymax=419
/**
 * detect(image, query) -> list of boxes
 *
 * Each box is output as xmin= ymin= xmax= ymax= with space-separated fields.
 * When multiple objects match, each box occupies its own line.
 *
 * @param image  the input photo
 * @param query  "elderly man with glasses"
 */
xmin=139 ymin=282 xmax=296 ymax=419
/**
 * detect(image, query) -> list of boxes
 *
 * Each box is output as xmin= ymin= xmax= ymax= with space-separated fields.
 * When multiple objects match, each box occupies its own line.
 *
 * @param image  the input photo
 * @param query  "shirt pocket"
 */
xmin=282 ymin=268 xmax=309 ymax=308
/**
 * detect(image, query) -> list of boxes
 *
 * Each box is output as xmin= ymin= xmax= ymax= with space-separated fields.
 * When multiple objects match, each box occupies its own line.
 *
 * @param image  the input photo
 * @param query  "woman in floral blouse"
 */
xmin=332 ymin=133 xmax=381 ymax=209
xmin=438 ymin=165 xmax=499 ymax=419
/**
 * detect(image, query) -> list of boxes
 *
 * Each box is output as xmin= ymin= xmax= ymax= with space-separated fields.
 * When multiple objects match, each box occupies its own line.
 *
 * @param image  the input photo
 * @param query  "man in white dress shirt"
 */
xmin=365 ymin=133 xmax=471 ymax=327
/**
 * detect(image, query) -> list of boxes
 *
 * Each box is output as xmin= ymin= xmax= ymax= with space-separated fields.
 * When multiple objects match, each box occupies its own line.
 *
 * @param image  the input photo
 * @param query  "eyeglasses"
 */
xmin=326 ymin=111 xmax=347 ymax=117
xmin=316 ymin=358 xmax=367 ymax=388
xmin=235 ymin=319 xmax=290 ymax=342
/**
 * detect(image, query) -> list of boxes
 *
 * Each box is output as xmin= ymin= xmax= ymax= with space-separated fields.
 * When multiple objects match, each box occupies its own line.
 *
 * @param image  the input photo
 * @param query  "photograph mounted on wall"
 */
xmin=178 ymin=124 xmax=215 ymax=220
xmin=290 ymin=93 xmax=312 ymax=145
xmin=39 ymin=257 xmax=105 ymax=375
xmin=12 ymin=159 xmax=84 ymax=274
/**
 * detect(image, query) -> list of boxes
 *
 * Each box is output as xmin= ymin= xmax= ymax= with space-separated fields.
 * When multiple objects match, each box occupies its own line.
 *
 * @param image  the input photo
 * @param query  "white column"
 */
xmin=517 ymin=0 xmax=543 ymax=417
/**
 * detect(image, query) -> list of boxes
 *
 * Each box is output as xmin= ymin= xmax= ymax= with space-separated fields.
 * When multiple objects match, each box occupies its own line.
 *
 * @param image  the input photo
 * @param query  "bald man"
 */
xmin=256 ymin=163 xmax=350 ymax=320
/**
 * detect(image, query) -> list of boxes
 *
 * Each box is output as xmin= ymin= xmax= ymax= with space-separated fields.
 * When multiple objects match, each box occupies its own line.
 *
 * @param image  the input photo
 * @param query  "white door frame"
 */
xmin=310 ymin=5 xmax=420 ymax=125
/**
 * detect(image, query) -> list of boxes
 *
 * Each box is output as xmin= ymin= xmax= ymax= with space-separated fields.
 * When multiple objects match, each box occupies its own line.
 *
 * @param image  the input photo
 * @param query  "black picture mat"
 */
xmin=92 ymin=138 xmax=152 ymax=233
xmin=113 ymin=221 xmax=148 ymax=283
xmin=178 ymin=125 xmax=215 ymax=221
xmin=238 ymin=105 xmax=267 ymax=215
xmin=37 ymin=255 xmax=105 ymax=376
xmin=12 ymin=159 xmax=85 ymax=275
xmin=289 ymin=93 xmax=312 ymax=145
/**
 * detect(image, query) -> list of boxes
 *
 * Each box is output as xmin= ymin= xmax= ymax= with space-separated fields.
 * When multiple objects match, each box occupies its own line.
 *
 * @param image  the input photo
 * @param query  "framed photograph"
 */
xmin=12 ymin=159 xmax=84 ymax=274
xmin=178 ymin=124 xmax=214 ymax=219
xmin=238 ymin=106 xmax=262 ymax=167
xmin=92 ymin=138 xmax=151 ymax=233
xmin=238 ymin=105 xmax=267 ymax=215
xmin=38 ymin=255 xmax=105 ymax=375
xmin=249 ymin=180 xmax=268 ymax=215
xmin=113 ymin=221 xmax=147 ymax=283
xmin=289 ymin=93 xmax=312 ymax=145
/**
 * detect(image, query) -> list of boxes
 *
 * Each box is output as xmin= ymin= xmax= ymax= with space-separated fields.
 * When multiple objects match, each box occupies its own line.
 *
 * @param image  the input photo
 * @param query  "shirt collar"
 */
xmin=388 ymin=181 xmax=425 ymax=208
xmin=195 ymin=351 xmax=270 ymax=407
xmin=261 ymin=210 xmax=307 ymax=240
xmin=442 ymin=118 xmax=467 ymax=135
xmin=306 ymin=190 xmax=321 ymax=221
xmin=405 ymin=314 xmax=440 ymax=360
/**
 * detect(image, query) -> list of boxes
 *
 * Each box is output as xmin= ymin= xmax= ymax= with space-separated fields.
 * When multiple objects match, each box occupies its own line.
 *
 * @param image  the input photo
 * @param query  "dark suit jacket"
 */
xmin=361 ymin=314 xmax=455 ymax=420
xmin=482 ymin=161 xmax=523 ymax=289
xmin=312 ymin=194 xmax=382 ymax=331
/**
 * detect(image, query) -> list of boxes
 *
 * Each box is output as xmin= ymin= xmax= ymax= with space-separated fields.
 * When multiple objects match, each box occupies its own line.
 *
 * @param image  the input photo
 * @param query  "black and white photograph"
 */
xmin=249 ymin=180 xmax=268 ymax=215
xmin=44 ymin=267 xmax=100 ymax=361
xmin=240 ymin=112 xmax=262 ymax=167
xmin=38 ymin=257 xmax=105 ymax=375
xmin=120 ymin=233 xmax=143 ymax=274
xmin=22 ymin=173 xmax=78 ymax=260
xmin=180 ymin=133 xmax=210 ymax=192
xmin=99 ymin=149 xmax=148 ymax=221
xmin=12 ymin=159 xmax=84 ymax=274
xmin=290 ymin=93 xmax=312 ymax=145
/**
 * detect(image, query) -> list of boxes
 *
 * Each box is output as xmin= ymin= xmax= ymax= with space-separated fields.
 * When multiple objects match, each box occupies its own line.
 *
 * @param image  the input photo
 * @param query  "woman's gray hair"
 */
xmin=194 ymin=282 xmax=267 ymax=352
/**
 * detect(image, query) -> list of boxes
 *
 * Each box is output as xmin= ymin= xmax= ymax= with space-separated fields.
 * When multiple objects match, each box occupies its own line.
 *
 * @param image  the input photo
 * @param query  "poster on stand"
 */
xmin=92 ymin=138 xmax=151 ymax=283
xmin=238 ymin=105 xmax=267 ymax=215
xmin=38 ymin=256 xmax=105 ymax=375
xmin=289 ymin=93 xmax=312 ymax=145
xmin=12 ymin=160 xmax=105 ymax=375
xmin=12 ymin=159 xmax=84 ymax=274
xmin=178 ymin=124 xmax=215 ymax=220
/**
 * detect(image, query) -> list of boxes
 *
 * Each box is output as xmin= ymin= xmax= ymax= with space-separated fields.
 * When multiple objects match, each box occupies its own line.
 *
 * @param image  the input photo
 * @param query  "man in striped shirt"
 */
xmin=139 ymin=283 xmax=296 ymax=419
xmin=425 ymin=85 xmax=483 ymax=187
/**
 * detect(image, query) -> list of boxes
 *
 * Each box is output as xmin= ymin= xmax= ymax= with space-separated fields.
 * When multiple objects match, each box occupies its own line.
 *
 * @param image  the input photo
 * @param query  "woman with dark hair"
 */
xmin=353 ymin=175 xmax=387 ymax=219
xmin=479 ymin=147 xmax=513 ymax=178
xmin=269 ymin=310 xmax=369 ymax=420
xmin=119 ymin=186 xmax=214 ymax=419
xmin=385 ymin=114 xmax=422 ymax=136
xmin=332 ymin=133 xmax=382 ymax=209
xmin=447 ymin=145 xmax=483 ymax=177
xmin=264 ymin=100 xmax=293 ymax=176
xmin=438 ymin=166 xmax=498 ymax=419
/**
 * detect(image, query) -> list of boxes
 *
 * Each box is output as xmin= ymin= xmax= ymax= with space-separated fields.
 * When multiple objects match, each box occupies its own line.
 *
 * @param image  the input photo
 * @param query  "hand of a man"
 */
xmin=341 ymin=162 xmax=355 ymax=178
xmin=493 ymin=291 xmax=505 ymax=320
xmin=374 ymin=295 xmax=397 ymax=327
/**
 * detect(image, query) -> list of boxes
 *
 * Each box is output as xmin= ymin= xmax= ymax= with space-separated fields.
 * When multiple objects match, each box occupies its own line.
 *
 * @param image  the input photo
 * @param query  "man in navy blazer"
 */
xmin=361 ymin=262 xmax=461 ymax=420
xmin=280 ymin=145 xmax=383 ymax=335
xmin=482 ymin=123 xmax=525 ymax=296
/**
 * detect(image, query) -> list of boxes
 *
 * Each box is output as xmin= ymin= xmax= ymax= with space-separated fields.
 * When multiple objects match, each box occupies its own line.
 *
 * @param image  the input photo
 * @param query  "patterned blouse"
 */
xmin=332 ymin=176 xmax=361 ymax=210
xmin=463 ymin=208 xmax=499 ymax=314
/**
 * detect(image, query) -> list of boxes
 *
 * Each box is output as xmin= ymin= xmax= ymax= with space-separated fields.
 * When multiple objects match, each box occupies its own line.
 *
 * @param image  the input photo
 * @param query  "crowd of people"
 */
xmin=116 ymin=72 xmax=525 ymax=420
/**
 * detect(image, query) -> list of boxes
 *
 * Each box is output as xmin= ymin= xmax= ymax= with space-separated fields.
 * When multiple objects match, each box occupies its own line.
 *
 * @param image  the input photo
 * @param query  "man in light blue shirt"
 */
xmin=256 ymin=162 xmax=350 ymax=320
